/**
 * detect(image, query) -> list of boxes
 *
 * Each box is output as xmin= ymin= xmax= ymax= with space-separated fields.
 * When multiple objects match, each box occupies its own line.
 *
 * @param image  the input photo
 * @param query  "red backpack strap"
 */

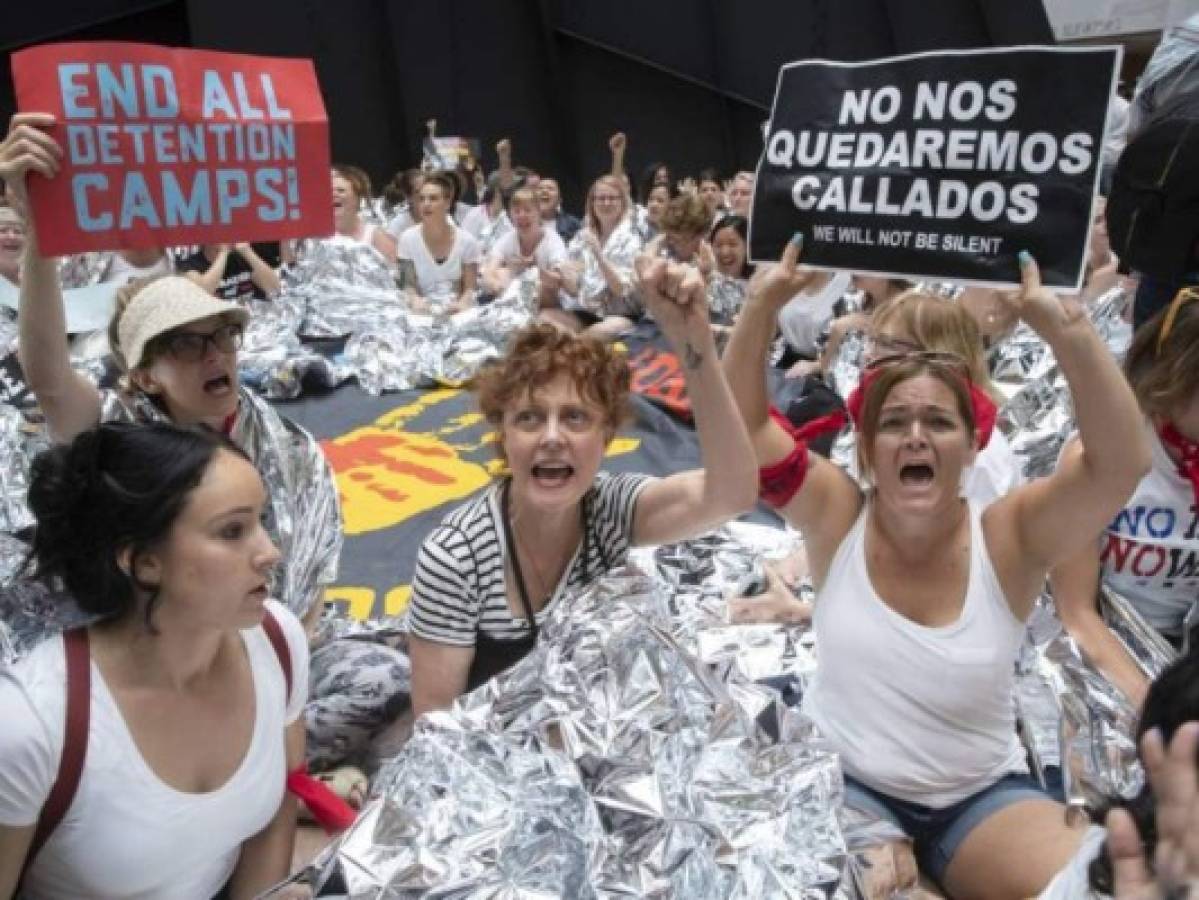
xmin=20 ymin=628 xmax=91 ymax=885
xmin=261 ymin=607 xmax=293 ymax=704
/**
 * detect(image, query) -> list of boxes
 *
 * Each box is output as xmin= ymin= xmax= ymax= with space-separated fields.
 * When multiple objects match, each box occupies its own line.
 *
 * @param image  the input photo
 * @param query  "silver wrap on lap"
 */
xmin=567 ymin=220 xmax=644 ymax=318
xmin=309 ymin=542 xmax=849 ymax=898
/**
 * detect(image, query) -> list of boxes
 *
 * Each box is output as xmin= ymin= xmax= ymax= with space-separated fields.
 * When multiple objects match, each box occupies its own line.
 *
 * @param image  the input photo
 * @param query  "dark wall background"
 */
xmin=0 ymin=0 xmax=1053 ymax=209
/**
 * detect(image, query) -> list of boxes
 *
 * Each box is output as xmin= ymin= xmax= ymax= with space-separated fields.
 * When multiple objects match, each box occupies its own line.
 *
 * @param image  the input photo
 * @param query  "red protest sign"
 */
xmin=11 ymin=42 xmax=335 ymax=256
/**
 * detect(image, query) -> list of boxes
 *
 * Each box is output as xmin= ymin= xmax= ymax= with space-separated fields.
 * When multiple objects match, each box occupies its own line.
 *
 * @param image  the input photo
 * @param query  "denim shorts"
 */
xmin=844 ymin=772 xmax=1049 ymax=886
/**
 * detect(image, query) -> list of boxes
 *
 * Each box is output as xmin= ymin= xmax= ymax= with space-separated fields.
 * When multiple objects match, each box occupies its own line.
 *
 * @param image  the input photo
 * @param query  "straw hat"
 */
xmin=117 ymin=276 xmax=249 ymax=369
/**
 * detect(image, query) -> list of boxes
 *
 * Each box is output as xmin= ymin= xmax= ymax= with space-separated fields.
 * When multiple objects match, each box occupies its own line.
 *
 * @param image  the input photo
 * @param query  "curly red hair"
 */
xmin=476 ymin=324 xmax=631 ymax=446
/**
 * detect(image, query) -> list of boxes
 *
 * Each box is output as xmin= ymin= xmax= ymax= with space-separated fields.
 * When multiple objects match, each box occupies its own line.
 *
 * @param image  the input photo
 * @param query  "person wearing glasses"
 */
xmin=723 ymin=238 xmax=1151 ymax=897
xmin=1050 ymin=290 xmax=1199 ymax=708
xmin=556 ymin=174 xmax=645 ymax=340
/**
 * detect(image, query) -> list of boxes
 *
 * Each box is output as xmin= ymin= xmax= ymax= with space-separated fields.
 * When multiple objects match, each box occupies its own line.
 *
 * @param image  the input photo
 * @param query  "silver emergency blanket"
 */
xmin=99 ymin=384 xmax=341 ymax=620
xmin=283 ymin=236 xmax=405 ymax=339
xmin=994 ymin=285 xmax=1132 ymax=480
xmin=308 ymin=534 xmax=851 ymax=898
xmin=567 ymin=219 xmax=644 ymax=318
xmin=0 ymin=405 xmax=39 ymax=535
xmin=236 ymin=236 xmax=535 ymax=397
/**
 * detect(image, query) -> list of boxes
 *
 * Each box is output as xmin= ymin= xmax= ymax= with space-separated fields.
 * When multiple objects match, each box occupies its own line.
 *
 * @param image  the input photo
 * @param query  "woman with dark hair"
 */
xmin=396 ymin=170 xmax=481 ymax=314
xmin=707 ymin=214 xmax=753 ymax=327
xmin=407 ymin=257 xmax=756 ymax=715
xmin=1051 ymin=288 xmax=1199 ymax=707
xmin=0 ymin=422 xmax=306 ymax=898
xmin=723 ymin=240 xmax=1150 ymax=896
xmin=0 ymin=114 xmax=382 ymax=795
xmin=696 ymin=167 xmax=726 ymax=227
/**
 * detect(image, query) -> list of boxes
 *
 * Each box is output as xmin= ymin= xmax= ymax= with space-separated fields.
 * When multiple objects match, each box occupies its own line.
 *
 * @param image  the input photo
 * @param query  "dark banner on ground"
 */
xmin=749 ymin=46 xmax=1120 ymax=289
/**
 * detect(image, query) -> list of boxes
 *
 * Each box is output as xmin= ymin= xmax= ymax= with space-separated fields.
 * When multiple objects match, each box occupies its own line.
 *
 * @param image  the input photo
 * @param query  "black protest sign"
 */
xmin=748 ymin=46 xmax=1120 ymax=288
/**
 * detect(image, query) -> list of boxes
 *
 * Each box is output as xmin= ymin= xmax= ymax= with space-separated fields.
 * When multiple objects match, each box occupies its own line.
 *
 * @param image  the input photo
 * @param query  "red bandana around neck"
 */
xmin=1158 ymin=422 xmax=1199 ymax=507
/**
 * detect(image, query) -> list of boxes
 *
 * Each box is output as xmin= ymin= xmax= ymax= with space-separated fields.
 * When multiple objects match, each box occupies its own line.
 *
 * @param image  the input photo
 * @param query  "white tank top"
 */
xmin=1101 ymin=423 xmax=1199 ymax=636
xmin=803 ymin=500 xmax=1028 ymax=807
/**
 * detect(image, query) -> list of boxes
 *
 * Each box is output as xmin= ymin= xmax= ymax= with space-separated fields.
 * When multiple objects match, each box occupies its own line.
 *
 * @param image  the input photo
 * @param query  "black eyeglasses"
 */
xmin=160 ymin=323 xmax=244 ymax=362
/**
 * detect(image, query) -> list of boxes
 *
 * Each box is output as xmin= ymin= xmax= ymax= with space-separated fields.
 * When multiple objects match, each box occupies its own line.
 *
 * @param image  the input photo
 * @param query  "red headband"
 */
xmin=776 ymin=366 xmax=997 ymax=451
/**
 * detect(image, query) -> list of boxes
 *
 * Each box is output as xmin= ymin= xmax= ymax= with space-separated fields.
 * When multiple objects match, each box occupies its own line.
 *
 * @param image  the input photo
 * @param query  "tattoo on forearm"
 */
xmin=683 ymin=341 xmax=704 ymax=370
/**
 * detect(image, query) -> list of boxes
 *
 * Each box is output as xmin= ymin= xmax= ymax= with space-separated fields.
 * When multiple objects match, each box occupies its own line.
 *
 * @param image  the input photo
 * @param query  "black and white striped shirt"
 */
xmin=408 ymin=472 xmax=650 ymax=646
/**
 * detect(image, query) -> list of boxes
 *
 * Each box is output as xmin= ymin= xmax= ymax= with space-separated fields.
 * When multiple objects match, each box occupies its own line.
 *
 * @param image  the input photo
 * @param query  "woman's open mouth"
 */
xmin=531 ymin=463 xmax=574 ymax=487
xmin=898 ymin=463 xmax=935 ymax=487
xmin=203 ymin=374 xmax=234 ymax=397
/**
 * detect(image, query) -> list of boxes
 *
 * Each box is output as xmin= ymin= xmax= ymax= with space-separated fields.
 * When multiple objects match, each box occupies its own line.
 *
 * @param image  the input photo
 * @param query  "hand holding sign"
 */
xmin=746 ymin=235 xmax=816 ymax=313
xmin=1004 ymin=252 xmax=1088 ymax=337
xmin=0 ymin=113 xmax=63 ymax=216
xmin=11 ymin=42 xmax=333 ymax=256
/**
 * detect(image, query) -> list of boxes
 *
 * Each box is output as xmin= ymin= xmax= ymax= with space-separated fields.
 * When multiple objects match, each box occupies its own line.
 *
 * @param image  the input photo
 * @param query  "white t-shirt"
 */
xmin=0 ymin=601 xmax=308 ymax=899
xmin=1101 ymin=423 xmax=1199 ymax=636
xmin=397 ymin=225 xmax=481 ymax=302
xmin=487 ymin=227 xmax=568 ymax=272
xmin=100 ymin=252 xmax=174 ymax=287
xmin=777 ymin=271 xmax=852 ymax=356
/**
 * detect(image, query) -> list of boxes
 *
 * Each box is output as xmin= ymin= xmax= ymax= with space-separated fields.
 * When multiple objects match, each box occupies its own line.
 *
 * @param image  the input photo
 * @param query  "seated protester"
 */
xmin=0 ymin=202 xmax=25 ymax=286
xmin=397 ymin=171 xmax=481 ymax=314
xmin=383 ymin=168 xmax=423 ymax=242
xmin=723 ymin=239 xmax=1151 ymax=897
xmin=177 ymin=242 xmax=281 ymax=302
xmin=481 ymin=185 xmax=568 ymax=300
xmin=648 ymin=192 xmax=714 ymax=274
xmin=790 ymin=274 xmax=912 ymax=380
xmin=461 ymin=172 xmax=513 ymax=257
xmin=861 ymin=289 xmax=1022 ymax=504
xmin=1040 ymin=650 xmax=1199 ymax=899
xmin=638 ymin=182 xmax=673 ymax=243
xmin=407 ymin=260 xmax=757 ymax=715
xmin=1050 ymin=290 xmax=1199 ymax=707
xmin=726 ymin=171 xmax=755 ymax=218
xmin=708 ymin=214 xmax=754 ymax=326
xmin=102 ymin=247 xmax=175 ymax=287
xmin=696 ymin=167 xmax=726 ymax=230
xmin=557 ymin=175 xmax=645 ymax=340
xmin=331 ymin=164 xmax=397 ymax=264
xmin=0 ymin=422 xmax=305 ymax=899
xmin=776 ymin=269 xmax=854 ymax=366
xmin=537 ymin=177 xmax=581 ymax=244
xmin=2 ymin=113 xmax=341 ymax=627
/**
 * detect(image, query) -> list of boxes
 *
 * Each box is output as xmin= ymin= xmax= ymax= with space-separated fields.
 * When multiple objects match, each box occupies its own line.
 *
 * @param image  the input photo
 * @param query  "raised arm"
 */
xmin=721 ymin=237 xmax=862 ymax=580
xmin=990 ymin=254 xmax=1152 ymax=604
xmin=628 ymin=256 xmax=755 ymax=544
xmin=495 ymin=138 xmax=514 ymax=191
xmin=234 ymin=243 xmax=281 ymax=297
xmin=609 ymin=131 xmax=627 ymax=179
xmin=0 ymin=113 xmax=101 ymax=442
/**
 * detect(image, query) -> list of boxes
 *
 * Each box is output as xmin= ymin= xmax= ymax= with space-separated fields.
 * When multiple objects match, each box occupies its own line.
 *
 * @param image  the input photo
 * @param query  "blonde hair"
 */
xmin=872 ymin=289 xmax=999 ymax=403
xmin=584 ymin=175 xmax=629 ymax=235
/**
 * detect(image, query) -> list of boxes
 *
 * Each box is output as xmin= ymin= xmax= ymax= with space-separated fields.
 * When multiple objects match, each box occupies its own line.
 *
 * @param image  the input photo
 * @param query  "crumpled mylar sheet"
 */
xmin=240 ymin=236 xmax=537 ymax=397
xmin=994 ymin=285 xmax=1131 ymax=480
xmin=707 ymin=275 xmax=748 ymax=326
xmin=1018 ymin=586 xmax=1174 ymax=813
xmin=307 ymin=535 xmax=852 ymax=899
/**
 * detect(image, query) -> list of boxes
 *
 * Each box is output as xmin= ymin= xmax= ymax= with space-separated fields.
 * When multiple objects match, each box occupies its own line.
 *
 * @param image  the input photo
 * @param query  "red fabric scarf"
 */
xmin=1158 ymin=422 xmax=1199 ymax=508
